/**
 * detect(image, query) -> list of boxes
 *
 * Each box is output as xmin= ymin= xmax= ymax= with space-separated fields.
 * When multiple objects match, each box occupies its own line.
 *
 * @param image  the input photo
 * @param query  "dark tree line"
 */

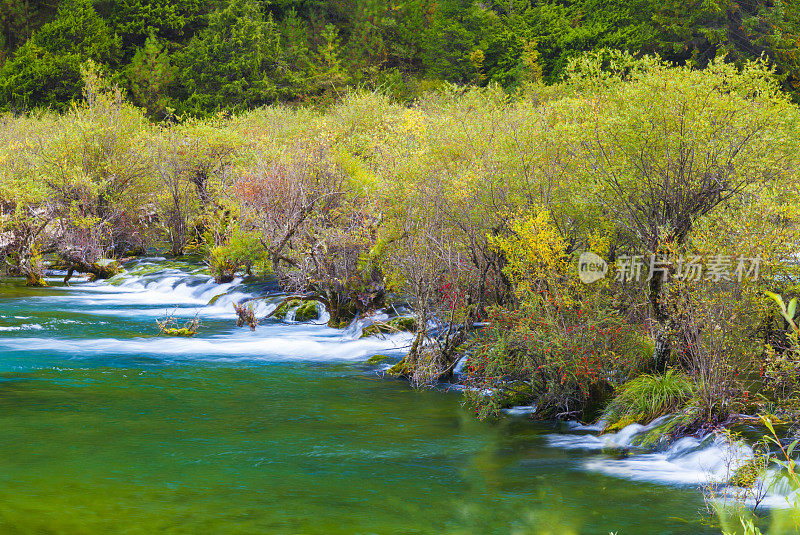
xmin=1 ymin=0 xmax=799 ymax=117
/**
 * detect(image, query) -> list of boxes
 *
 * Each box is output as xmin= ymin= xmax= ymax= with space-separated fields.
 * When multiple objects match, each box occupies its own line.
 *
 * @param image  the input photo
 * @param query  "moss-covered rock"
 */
xmin=294 ymin=300 xmax=319 ymax=321
xmin=273 ymin=299 xmax=302 ymax=320
xmin=386 ymin=356 xmax=412 ymax=377
xmin=361 ymin=317 xmax=417 ymax=338
xmin=161 ymin=328 xmax=197 ymax=337
xmin=272 ymin=299 xmax=320 ymax=321
xmin=630 ymin=415 xmax=684 ymax=450
xmin=366 ymin=354 xmax=393 ymax=365
xmin=25 ymin=273 xmax=47 ymax=287
xmin=88 ymin=260 xmax=122 ymax=280
xmin=604 ymin=414 xmax=647 ymax=433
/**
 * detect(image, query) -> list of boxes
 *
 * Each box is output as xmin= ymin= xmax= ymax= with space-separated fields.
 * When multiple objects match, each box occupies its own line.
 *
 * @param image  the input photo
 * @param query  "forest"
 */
xmin=3 ymin=1 xmax=800 ymax=533
xmin=1 ymin=0 xmax=800 ymax=116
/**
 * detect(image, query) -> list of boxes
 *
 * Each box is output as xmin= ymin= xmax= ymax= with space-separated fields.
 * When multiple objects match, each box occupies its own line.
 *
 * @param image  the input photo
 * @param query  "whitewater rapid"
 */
xmin=0 ymin=259 xmax=414 ymax=364
xmin=538 ymin=415 xmax=800 ymax=508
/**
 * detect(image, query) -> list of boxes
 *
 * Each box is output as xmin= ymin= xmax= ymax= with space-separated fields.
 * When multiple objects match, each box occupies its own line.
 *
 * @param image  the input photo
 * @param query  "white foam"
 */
xmin=545 ymin=417 xmax=800 ymax=509
xmin=0 ymin=324 xmax=43 ymax=331
xmin=0 ymin=261 xmax=415 ymax=364
xmin=0 ymin=329 xmax=414 ymax=362
xmin=503 ymin=405 xmax=537 ymax=416
xmin=582 ymin=435 xmax=751 ymax=486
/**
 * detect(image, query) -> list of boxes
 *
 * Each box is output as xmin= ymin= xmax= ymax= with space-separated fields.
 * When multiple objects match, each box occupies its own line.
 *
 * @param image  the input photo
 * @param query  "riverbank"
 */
xmin=4 ymin=55 xmax=800 ymax=533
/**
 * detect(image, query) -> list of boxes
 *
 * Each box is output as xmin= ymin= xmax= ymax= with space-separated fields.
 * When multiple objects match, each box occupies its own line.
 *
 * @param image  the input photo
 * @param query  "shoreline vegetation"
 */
xmin=3 ymin=48 xmax=800 ymax=531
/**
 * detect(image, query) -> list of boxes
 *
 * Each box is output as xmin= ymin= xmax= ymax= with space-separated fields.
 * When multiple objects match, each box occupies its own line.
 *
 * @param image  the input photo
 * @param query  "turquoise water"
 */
xmin=0 ymin=263 xmax=720 ymax=534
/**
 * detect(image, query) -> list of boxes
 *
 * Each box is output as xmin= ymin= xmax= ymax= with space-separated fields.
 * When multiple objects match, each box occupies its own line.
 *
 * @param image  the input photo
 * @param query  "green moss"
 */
xmin=25 ymin=273 xmax=47 ymax=287
xmin=604 ymin=414 xmax=646 ymax=433
xmin=272 ymin=299 xmax=320 ymax=321
xmin=386 ymin=357 xmax=412 ymax=377
xmin=328 ymin=319 xmax=352 ymax=329
xmin=630 ymin=414 xmax=683 ymax=450
xmin=88 ymin=260 xmax=122 ymax=281
xmin=274 ymin=299 xmax=302 ymax=320
xmin=126 ymin=261 xmax=205 ymax=277
xmin=361 ymin=317 xmax=417 ymax=338
xmin=161 ymin=328 xmax=196 ymax=337
xmin=294 ymin=300 xmax=320 ymax=321
xmin=366 ymin=354 xmax=392 ymax=365
xmin=729 ymin=457 xmax=767 ymax=488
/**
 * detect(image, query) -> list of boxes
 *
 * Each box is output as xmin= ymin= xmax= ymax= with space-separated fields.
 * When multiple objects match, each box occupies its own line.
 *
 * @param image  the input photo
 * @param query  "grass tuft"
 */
xmin=602 ymin=369 xmax=694 ymax=428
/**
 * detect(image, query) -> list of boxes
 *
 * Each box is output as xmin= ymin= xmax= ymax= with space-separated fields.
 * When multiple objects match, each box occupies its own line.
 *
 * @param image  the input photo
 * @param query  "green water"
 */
xmin=0 ymin=269 xmax=719 ymax=534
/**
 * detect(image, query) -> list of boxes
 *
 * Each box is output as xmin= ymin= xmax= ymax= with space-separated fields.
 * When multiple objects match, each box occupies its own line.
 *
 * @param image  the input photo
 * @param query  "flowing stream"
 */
xmin=0 ymin=259 xmax=733 ymax=534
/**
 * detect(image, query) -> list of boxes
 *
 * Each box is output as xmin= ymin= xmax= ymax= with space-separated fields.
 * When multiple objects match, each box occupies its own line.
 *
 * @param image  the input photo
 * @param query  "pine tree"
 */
xmin=124 ymin=33 xmax=177 ymax=117
xmin=0 ymin=0 xmax=121 ymax=110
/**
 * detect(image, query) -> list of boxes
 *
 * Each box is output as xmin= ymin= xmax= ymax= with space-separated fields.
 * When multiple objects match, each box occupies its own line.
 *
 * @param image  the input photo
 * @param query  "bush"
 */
xmin=208 ymin=231 xmax=269 ymax=282
xmin=463 ymin=291 xmax=647 ymax=420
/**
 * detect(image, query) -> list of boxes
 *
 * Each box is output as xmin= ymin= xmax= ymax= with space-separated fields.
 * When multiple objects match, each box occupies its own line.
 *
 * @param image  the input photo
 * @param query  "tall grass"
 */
xmin=602 ymin=369 xmax=695 ymax=427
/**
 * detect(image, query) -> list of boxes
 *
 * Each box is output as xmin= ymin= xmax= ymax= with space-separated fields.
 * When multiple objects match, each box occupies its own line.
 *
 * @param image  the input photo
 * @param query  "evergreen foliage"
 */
xmin=2 ymin=0 xmax=800 ymax=113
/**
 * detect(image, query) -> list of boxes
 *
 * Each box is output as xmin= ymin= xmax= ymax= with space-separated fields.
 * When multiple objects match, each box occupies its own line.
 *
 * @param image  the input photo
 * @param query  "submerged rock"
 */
xmin=273 ymin=299 xmax=320 ymax=322
xmin=366 ymin=354 xmax=393 ymax=365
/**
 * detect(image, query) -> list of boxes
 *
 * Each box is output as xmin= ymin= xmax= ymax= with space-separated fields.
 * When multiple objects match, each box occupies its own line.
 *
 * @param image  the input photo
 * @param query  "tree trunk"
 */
xmin=648 ymin=269 xmax=671 ymax=372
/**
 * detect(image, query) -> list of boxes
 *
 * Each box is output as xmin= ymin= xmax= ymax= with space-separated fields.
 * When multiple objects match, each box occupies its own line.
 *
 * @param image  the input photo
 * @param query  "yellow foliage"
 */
xmin=490 ymin=211 xmax=568 ymax=295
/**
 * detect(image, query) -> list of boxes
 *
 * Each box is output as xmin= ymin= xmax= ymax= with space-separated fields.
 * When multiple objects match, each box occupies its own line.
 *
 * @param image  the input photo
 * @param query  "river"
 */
xmin=0 ymin=259 xmax=723 ymax=534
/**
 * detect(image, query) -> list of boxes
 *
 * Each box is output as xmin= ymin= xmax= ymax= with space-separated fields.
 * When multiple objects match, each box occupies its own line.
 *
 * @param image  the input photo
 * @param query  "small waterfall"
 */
xmin=546 ymin=416 xmax=800 ymax=508
xmin=3 ymin=258 xmax=414 ymax=364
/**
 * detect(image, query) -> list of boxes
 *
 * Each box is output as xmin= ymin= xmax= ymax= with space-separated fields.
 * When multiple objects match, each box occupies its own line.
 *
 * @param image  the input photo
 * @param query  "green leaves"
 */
xmin=110 ymin=0 xmax=206 ymax=45
xmin=3 ymin=0 xmax=800 ymax=113
xmin=765 ymin=290 xmax=800 ymax=334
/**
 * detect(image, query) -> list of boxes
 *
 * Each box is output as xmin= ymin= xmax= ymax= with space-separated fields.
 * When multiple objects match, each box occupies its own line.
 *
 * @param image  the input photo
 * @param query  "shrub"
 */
xmin=463 ymin=291 xmax=647 ymax=420
xmin=208 ymin=230 xmax=269 ymax=281
xmin=233 ymin=301 xmax=259 ymax=331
